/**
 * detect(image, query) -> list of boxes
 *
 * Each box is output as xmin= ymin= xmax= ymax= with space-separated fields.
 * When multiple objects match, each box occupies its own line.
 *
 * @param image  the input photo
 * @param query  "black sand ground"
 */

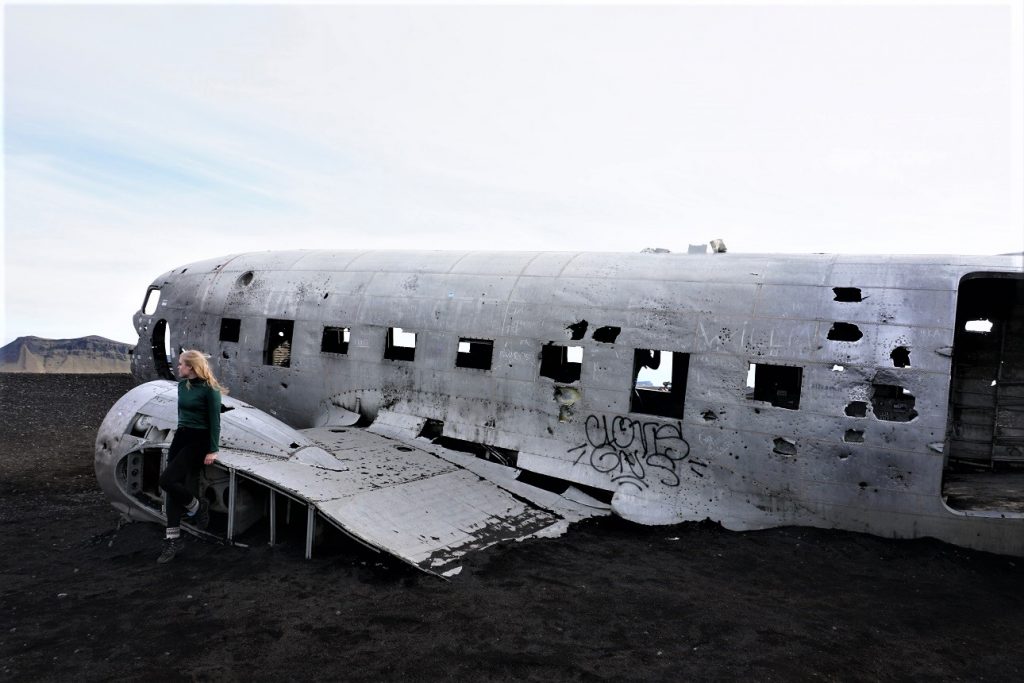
xmin=2 ymin=374 xmax=1023 ymax=681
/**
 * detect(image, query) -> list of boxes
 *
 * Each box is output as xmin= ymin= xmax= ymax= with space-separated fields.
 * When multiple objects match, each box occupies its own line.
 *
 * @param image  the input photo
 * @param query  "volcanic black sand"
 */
xmin=2 ymin=374 xmax=1024 ymax=681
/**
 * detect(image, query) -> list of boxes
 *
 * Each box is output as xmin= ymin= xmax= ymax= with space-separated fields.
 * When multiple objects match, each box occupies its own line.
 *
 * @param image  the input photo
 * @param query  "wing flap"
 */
xmin=216 ymin=423 xmax=583 ymax=575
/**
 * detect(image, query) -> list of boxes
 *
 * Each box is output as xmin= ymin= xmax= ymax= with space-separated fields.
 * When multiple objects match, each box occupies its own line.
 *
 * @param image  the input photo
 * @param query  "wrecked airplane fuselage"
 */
xmin=97 ymin=250 xmax=1024 ymax=570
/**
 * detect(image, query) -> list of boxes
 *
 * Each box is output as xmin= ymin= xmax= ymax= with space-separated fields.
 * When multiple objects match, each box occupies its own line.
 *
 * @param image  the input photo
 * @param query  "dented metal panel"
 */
xmin=109 ymin=249 xmax=1024 ymax=560
xmin=319 ymin=470 xmax=562 ymax=572
xmin=96 ymin=381 xmax=592 ymax=575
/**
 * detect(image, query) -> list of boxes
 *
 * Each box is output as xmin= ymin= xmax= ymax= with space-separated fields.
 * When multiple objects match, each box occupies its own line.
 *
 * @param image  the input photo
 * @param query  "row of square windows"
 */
xmin=227 ymin=317 xmax=680 ymax=386
xmin=219 ymin=317 xmax=919 ymax=423
xmin=217 ymin=317 xmax=830 ymax=420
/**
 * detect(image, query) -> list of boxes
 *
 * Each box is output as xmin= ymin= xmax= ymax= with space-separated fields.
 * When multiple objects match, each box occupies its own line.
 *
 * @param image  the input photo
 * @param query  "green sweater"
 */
xmin=177 ymin=379 xmax=222 ymax=453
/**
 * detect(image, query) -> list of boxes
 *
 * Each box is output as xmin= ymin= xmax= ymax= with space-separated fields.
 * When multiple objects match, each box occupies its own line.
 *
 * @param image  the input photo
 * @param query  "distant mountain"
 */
xmin=0 ymin=336 xmax=133 ymax=373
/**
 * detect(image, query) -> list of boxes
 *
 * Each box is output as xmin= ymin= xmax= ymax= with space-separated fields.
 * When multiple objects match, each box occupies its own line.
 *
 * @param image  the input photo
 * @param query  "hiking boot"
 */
xmin=187 ymin=498 xmax=210 ymax=531
xmin=157 ymin=537 xmax=184 ymax=564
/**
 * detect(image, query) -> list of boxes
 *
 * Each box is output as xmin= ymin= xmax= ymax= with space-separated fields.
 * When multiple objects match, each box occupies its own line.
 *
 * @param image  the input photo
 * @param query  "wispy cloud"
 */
xmin=3 ymin=3 xmax=1022 ymax=344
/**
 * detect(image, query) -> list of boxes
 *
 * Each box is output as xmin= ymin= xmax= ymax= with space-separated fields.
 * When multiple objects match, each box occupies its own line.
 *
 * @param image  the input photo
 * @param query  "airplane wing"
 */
xmin=96 ymin=383 xmax=608 ymax=577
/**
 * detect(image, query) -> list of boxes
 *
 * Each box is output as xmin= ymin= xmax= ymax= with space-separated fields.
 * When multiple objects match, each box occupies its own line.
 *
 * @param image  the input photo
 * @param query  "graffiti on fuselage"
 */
xmin=568 ymin=415 xmax=707 ymax=491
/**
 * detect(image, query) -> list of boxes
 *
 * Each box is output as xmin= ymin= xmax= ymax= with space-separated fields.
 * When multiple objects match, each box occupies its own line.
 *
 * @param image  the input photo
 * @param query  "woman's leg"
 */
xmin=159 ymin=428 xmax=205 ymax=529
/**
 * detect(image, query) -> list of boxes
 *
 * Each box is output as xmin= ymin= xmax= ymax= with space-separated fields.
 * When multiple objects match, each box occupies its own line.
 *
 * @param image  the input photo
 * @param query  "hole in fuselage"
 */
xmin=832 ymin=287 xmax=863 ymax=302
xmin=828 ymin=322 xmax=863 ymax=342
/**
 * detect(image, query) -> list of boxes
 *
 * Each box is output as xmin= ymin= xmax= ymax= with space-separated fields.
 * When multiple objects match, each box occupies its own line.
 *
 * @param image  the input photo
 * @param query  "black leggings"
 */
xmin=159 ymin=427 xmax=209 ymax=528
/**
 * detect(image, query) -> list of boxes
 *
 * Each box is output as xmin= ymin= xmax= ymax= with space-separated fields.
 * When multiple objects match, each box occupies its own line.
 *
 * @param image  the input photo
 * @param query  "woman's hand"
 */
xmin=204 ymin=453 xmax=218 ymax=465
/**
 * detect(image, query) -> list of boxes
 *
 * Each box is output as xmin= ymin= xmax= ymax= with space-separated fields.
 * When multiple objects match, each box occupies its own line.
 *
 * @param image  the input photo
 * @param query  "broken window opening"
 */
xmin=833 ymin=287 xmax=863 ymax=302
xmin=236 ymin=271 xmax=254 ymax=287
xmin=220 ymin=318 xmax=241 ymax=343
xmin=151 ymin=319 xmax=174 ymax=380
xmin=845 ymin=401 xmax=868 ymax=417
xmin=384 ymin=327 xmax=416 ymax=362
xmin=592 ymin=326 xmax=621 ymax=343
xmin=567 ymin=320 xmax=589 ymax=340
xmin=772 ymin=437 xmax=797 ymax=456
xmin=264 ymin=319 xmax=294 ymax=367
xmin=142 ymin=287 xmax=161 ymax=315
xmin=631 ymin=349 xmax=690 ymax=419
xmin=964 ymin=319 xmax=994 ymax=333
xmin=890 ymin=346 xmax=911 ymax=368
xmin=871 ymin=384 xmax=917 ymax=422
xmin=844 ymin=429 xmax=865 ymax=443
xmin=539 ymin=344 xmax=582 ymax=383
xmin=321 ymin=326 xmax=350 ymax=354
xmin=456 ymin=337 xmax=493 ymax=370
xmin=747 ymin=362 xmax=803 ymax=410
xmin=828 ymin=322 xmax=863 ymax=342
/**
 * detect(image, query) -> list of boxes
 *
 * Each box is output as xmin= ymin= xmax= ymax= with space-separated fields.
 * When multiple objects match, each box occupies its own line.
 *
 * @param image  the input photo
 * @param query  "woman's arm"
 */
xmin=206 ymin=386 xmax=222 ymax=458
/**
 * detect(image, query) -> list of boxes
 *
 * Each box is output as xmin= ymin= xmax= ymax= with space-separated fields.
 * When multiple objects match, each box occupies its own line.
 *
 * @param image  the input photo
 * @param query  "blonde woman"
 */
xmin=157 ymin=350 xmax=227 ymax=563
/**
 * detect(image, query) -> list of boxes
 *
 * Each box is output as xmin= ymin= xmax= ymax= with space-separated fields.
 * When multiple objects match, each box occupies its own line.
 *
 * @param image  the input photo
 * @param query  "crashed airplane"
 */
xmin=95 ymin=249 xmax=1024 ymax=575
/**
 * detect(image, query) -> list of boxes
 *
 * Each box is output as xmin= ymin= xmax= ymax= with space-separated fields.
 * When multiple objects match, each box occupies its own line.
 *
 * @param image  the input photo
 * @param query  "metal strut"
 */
xmin=268 ymin=489 xmax=277 ymax=546
xmin=227 ymin=468 xmax=237 ymax=541
xmin=305 ymin=503 xmax=315 ymax=560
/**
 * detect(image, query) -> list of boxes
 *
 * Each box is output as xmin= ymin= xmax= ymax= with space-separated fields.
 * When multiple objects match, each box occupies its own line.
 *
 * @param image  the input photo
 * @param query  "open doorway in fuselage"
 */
xmin=151 ymin=319 xmax=174 ymax=380
xmin=942 ymin=274 xmax=1024 ymax=513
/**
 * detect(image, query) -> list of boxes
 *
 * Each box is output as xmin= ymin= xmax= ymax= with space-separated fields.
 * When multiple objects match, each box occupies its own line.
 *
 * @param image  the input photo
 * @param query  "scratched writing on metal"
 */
xmin=694 ymin=430 xmax=718 ymax=450
xmin=501 ymin=304 xmax=529 ymax=335
xmin=498 ymin=349 xmax=533 ymax=363
xmin=568 ymin=415 xmax=707 ymax=491
xmin=696 ymin=320 xmax=816 ymax=355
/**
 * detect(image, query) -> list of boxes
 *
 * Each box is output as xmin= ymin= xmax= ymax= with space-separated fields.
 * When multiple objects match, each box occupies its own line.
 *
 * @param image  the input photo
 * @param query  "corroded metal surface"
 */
xmin=102 ymin=250 xmax=1024 ymax=557
xmin=96 ymin=381 xmax=589 ymax=575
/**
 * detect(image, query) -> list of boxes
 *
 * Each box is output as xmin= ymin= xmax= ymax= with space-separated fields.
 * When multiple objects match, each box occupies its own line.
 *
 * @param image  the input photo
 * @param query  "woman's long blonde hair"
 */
xmin=179 ymin=350 xmax=228 ymax=394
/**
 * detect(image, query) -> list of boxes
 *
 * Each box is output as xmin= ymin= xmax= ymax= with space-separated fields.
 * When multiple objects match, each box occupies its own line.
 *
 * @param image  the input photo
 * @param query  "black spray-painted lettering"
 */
xmin=568 ymin=415 xmax=707 ymax=491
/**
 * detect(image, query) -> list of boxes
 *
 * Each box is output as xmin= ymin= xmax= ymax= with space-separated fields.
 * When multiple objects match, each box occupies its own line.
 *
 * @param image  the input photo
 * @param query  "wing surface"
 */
xmin=97 ymin=382 xmax=606 ymax=577
xmin=215 ymin=421 xmax=604 ymax=576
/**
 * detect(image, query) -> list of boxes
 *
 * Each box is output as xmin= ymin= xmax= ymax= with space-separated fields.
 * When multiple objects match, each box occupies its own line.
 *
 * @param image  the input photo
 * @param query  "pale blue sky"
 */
xmin=4 ymin=1 xmax=1022 ymax=345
